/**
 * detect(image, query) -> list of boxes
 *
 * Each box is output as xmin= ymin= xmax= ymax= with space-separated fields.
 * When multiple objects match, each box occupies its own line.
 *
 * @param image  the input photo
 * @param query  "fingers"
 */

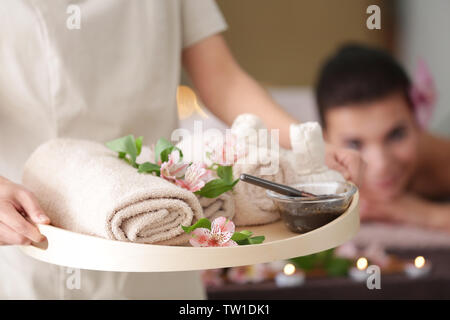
xmin=0 ymin=201 xmax=45 ymax=243
xmin=326 ymin=153 xmax=353 ymax=182
xmin=333 ymin=149 xmax=366 ymax=187
xmin=346 ymin=154 xmax=366 ymax=187
xmin=358 ymin=199 xmax=371 ymax=220
xmin=0 ymin=221 xmax=32 ymax=246
xmin=13 ymin=188 xmax=50 ymax=224
xmin=330 ymin=160 xmax=351 ymax=181
xmin=0 ymin=177 xmax=49 ymax=246
xmin=353 ymin=154 xmax=366 ymax=187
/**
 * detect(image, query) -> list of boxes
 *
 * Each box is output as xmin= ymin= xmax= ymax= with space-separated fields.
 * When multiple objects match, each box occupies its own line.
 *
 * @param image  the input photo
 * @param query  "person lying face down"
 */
xmin=315 ymin=44 xmax=450 ymax=231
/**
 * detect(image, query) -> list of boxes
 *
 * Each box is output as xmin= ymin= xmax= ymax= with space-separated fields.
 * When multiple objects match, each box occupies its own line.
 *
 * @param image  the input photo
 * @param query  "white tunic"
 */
xmin=0 ymin=0 xmax=226 ymax=299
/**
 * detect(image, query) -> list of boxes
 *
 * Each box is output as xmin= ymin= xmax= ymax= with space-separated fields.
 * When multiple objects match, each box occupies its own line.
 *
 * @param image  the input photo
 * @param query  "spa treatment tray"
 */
xmin=20 ymin=192 xmax=359 ymax=272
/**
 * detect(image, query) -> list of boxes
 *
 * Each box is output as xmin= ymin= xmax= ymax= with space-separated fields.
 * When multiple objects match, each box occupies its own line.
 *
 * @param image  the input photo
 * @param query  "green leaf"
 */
xmin=289 ymin=248 xmax=351 ymax=275
xmin=138 ymin=162 xmax=160 ymax=175
xmin=317 ymin=248 xmax=334 ymax=262
xmin=154 ymin=138 xmax=174 ymax=163
xmin=231 ymin=230 xmax=253 ymax=241
xmin=324 ymin=257 xmax=352 ymax=277
xmin=236 ymin=235 xmax=265 ymax=245
xmin=289 ymin=254 xmax=317 ymax=271
xmin=217 ymin=165 xmax=234 ymax=184
xmin=181 ymin=218 xmax=211 ymax=234
xmin=194 ymin=178 xmax=239 ymax=198
xmin=248 ymin=236 xmax=265 ymax=244
xmin=106 ymin=135 xmax=138 ymax=165
xmin=135 ymin=136 xmax=143 ymax=156
xmin=160 ymin=146 xmax=183 ymax=164
xmin=241 ymin=230 xmax=253 ymax=237
xmin=194 ymin=165 xmax=238 ymax=198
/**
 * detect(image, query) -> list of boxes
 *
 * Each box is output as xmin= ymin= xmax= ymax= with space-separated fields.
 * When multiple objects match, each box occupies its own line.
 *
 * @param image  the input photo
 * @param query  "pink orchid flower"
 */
xmin=227 ymin=266 xmax=249 ymax=284
xmin=189 ymin=216 xmax=238 ymax=247
xmin=335 ymin=242 xmax=358 ymax=260
xmin=208 ymin=133 xmax=246 ymax=166
xmin=409 ymin=58 xmax=437 ymax=128
xmin=227 ymin=264 xmax=271 ymax=284
xmin=201 ymin=269 xmax=224 ymax=287
xmin=176 ymin=162 xmax=214 ymax=192
xmin=362 ymin=243 xmax=390 ymax=268
xmin=160 ymin=150 xmax=189 ymax=182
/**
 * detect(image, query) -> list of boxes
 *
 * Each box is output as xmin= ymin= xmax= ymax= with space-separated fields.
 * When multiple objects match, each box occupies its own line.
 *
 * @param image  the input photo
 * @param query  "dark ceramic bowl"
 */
xmin=266 ymin=181 xmax=357 ymax=234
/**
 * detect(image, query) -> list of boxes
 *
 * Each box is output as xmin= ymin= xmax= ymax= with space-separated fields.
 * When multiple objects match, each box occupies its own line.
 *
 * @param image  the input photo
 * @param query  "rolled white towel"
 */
xmin=141 ymin=143 xmax=236 ymax=221
xmin=22 ymin=138 xmax=204 ymax=245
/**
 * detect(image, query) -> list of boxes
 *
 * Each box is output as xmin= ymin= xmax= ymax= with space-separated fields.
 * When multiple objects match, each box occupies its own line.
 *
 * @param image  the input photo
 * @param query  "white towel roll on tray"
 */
xmin=138 ymin=144 xmax=236 ymax=222
xmin=22 ymin=138 xmax=204 ymax=245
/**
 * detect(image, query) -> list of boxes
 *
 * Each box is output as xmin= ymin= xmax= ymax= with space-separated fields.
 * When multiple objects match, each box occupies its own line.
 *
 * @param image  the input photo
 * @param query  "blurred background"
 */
xmin=183 ymin=0 xmax=450 ymax=138
xmin=182 ymin=0 xmax=450 ymax=299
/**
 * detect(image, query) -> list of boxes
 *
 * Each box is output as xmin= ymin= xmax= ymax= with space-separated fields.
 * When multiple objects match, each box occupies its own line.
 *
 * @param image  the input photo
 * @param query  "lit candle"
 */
xmin=274 ymin=263 xmax=305 ymax=287
xmin=404 ymin=256 xmax=431 ymax=279
xmin=349 ymin=257 xmax=369 ymax=282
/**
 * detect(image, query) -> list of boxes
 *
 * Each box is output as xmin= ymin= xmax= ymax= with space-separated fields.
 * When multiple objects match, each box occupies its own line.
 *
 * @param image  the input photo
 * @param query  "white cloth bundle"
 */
xmin=286 ymin=122 xmax=345 ymax=185
xmin=230 ymin=114 xmax=295 ymax=226
xmin=232 ymin=147 xmax=294 ymax=226
xmin=22 ymin=138 xmax=204 ymax=245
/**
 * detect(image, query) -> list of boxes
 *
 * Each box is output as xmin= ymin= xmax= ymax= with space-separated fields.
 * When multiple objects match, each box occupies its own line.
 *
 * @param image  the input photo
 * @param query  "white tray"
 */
xmin=20 ymin=192 xmax=359 ymax=272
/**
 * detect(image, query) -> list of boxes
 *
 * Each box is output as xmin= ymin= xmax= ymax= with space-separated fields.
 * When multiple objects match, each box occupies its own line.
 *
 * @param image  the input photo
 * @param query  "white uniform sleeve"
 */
xmin=181 ymin=0 xmax=228 ymax=48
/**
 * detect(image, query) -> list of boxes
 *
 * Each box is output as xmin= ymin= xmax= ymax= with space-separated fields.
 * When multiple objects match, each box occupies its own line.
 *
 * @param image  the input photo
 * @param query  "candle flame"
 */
xmin=283 ymin=263 xmax=296 ymax=276
xmin=356 ymin=257 xmax=368 ymax=271
xmin=414 ymin=256 xmax=425 ymax=269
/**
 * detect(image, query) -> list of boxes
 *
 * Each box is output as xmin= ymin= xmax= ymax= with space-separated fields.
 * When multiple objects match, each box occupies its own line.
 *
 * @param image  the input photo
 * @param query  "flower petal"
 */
xmin=189 ymin=228 xmax=212 ymax=247
xmin=211 ymin=216 xmax=235 ymax=235
xmin=217 ymin=232 xmax=233 ymax=244
xmin=169 ymin=149 xmax=181 ymax=163
xmin=221 ymin=239 xmax=238 ymax=247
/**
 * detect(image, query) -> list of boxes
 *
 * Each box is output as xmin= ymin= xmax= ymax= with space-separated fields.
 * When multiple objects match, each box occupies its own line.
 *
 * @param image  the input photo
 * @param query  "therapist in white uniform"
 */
xmin=0 ymin=0 xmax=363 ymax=299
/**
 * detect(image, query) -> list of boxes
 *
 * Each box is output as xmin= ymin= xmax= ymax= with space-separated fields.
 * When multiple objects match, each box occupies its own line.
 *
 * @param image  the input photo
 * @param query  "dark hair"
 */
xmin=315 ymin=43 xmax=412 ymax=127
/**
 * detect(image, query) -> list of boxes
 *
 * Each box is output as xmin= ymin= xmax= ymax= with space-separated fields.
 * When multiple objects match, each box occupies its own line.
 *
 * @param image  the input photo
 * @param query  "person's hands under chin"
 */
xmin=0 ymin=176 xmax=50 ymax=246
xmin=359 ymin=197 xmax=392 ymax=222
xmin=359 ymin=192 xmax=426 ymax=223
xmin=325 ymin=143 xmax=366 ymax=186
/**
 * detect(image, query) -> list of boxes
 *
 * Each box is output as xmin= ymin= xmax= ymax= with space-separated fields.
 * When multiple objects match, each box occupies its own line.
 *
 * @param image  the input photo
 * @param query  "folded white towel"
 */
xmin=198 ymin=192 xmax=235 ymax=221
xmin=22 ymin=138 xmax=204 ymax=245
